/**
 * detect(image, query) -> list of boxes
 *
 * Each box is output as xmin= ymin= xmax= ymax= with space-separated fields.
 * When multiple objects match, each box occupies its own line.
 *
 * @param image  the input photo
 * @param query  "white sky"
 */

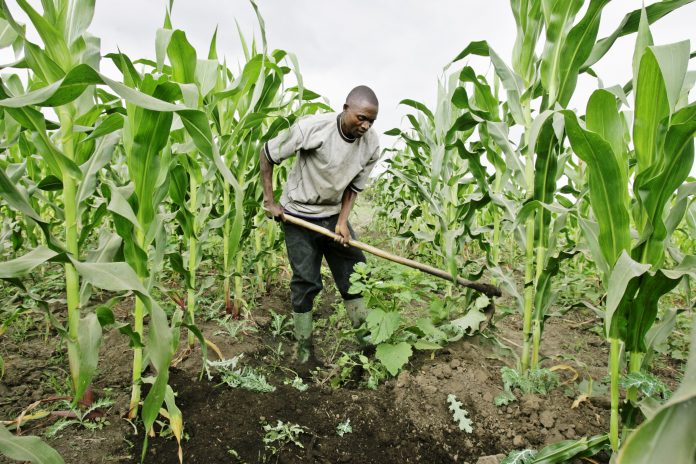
xmin=87 ymin=1 xmax=696 ymax=142
xmin=4 ymin=1 xmax=696 ymax=160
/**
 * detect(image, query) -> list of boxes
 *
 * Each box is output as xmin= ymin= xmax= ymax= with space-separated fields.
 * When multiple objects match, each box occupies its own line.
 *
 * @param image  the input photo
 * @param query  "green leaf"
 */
xmin=563 ymin=109 xmax=630 ymax=269
xmin=582 ymin=0 xmax=695 ymax=71
xmin=83 ymin=113 xmax=123 ymax=141
xmin=196 ymin=59 xmax=218 ymax=97
xmin=399 ymin=99 xmax=434 ymax=122
xmin=618 ymin=315 xmax=696 ymax=463
xmin=452 ymin=41 xmax=525 ymax=124
xmin=556 ymin=0 xmax=611 ymax=107
xmin=605 ymin=252 xmax=651 ymax=337
xmin=69 ymin=259 xmax=148 ymax=295
xmin=14 ymin=0 xmax=71 ymax=68
xmin=586 ymin=89 xmax=625 ymax=172
xmin=366 ymin=309 xmax=402 ymax=344
xmin=0 ymin=17 xmax=19 ymax=48
xmin=0 ymin=423 xmax=64 ymax=464
xmin=375 ymin=342 xmax=412 ymax=376
xmin=539 ymin=0 xmax=583 ymax=106
xmin=633 ymin=101 xmax=696 ymax=267
xmin=447 ymin=394 xmax=473 ymax=433
xmin=77 ymin=132 xmax=119 ymax=211
xmin=532 ymin=434 xmax=609 ymax=463
xmin=37 ymin=175 xmax=63 ymax=191
xmin=63 ymin=0 xmax=96 ymax=46
xmin=167 ymin=30 xmax=197 ymax=84
xmin=633 ymin=45 xmax=683 ymax=174
xmin=141 ymin=370 xmax=169 ymax=434
xmin=74 ymin=313 xmax=102 ymax=404
xmin=0 ymin=247 xmax=62 ymax=279
xmin=0 ymin=168 xmax=45 ymax=223
xmin=106 ymin=184 xmax=139 ymax=230
xmin=127 ymin=81 xmax=175 ymax=229
xmin=450 ymin=310 xmax=487 ymax=335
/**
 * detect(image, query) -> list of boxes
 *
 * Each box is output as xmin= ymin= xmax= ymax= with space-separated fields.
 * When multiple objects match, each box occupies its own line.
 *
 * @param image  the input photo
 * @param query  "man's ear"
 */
xmin=343 ymin=103 xmax=349 ymax=111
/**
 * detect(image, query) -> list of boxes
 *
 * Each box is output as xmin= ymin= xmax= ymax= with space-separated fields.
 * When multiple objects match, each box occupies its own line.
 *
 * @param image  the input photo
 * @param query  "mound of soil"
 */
xmin=2 ymin=256 xmax=674 ymax=464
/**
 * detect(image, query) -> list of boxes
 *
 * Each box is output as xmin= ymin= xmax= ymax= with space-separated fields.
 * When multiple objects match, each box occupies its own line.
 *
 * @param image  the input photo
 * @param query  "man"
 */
xmin=260 ymin=85 xmax=380 ymax=363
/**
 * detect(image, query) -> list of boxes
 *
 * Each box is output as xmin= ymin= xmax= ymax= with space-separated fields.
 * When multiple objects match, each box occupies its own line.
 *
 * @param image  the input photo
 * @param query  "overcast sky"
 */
xmin=86 ymin=1 xmax=696 ymax=142
xmin=4 ymin=1 xmax=696 ymax=153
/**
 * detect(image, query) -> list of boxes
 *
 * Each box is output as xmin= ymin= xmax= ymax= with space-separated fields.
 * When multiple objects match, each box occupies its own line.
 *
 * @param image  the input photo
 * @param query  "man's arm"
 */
xmin=335 ymin=187 xmax=358 ymax=245
xmin=260 ymin=147 xmax=284 ymax=221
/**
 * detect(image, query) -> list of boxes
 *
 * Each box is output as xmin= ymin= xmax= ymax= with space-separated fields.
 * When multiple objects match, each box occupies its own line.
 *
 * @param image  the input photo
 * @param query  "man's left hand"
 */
xmin=335 ymin=222 xmax=351 ymax=247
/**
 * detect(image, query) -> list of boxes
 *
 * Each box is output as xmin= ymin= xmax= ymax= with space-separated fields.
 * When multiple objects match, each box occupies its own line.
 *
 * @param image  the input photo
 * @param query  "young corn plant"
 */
xmin=450 ymin=0 xmax=693 ymax=373
xmin=563 ymin=13 xmax=696 ymax=449
xmin=0 ymin=0 xmax=122 ymax=405
xmin=210 ymin=13 xmax=327 ymax=317
xmin=383 ymin=72 xmax=494 ymax=295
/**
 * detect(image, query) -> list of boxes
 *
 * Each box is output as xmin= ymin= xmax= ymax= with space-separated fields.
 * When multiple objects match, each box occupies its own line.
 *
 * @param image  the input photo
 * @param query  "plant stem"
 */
xmin=128 ymin=228 xmax=147 ymax=419
xmin=58 ymin=109 xmax=81 ymax=396
xmin=234 ymin=252 xmax=244 ymax=317
xmin=520 ymin=102 xmax=535 ymax=372
xmin=223 ymin=186 xmax=231 ymax=315
xmin=254 ymin=215 xmax=264 ymax=293
xmin=491 ymin=174 xmax=502 ymax=283
xmin=530 ymin=244 xmax=546 ymax=369
xmin=187 ymin=174 xmax=198 ymax=347
xmin=609 ymin=337 xmax=621 ymax=451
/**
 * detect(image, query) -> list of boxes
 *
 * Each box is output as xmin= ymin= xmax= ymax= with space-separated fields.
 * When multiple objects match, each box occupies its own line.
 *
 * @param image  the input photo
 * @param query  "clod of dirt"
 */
xmin=539 ymin=409 xmax=555 ymax=429
xmin=476 ymin=454 xmax=506 ymax=464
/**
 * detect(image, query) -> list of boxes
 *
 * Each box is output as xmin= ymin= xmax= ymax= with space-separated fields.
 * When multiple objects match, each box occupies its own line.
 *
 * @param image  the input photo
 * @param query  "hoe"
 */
xmin=282 ymin=214 xmax=502 ymax=316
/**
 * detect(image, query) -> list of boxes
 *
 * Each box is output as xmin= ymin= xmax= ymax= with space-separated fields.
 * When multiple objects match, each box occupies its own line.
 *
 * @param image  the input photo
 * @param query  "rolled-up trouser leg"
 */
xmin=283 ymin=220 xmax=323 ymax=313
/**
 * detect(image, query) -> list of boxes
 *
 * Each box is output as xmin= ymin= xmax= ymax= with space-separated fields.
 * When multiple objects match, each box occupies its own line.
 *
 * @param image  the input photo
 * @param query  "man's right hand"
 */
xmin=263 ymin=201 xmax=285 ymax=222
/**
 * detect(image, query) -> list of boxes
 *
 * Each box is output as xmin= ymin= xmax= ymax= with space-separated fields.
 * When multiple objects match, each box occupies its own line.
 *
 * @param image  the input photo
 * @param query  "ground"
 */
xmin=2 ymin=282 xmax=634 ymax=464
xmin=0 ymin=213 xmax=685 ymax=464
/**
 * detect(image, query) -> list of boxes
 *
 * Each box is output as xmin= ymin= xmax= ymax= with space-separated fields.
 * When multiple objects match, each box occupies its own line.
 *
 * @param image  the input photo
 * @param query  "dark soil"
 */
xmin=2 ymin=280 xmax=627 ymax=464
xmin=0 ymin=228 xmax=684 ymax=463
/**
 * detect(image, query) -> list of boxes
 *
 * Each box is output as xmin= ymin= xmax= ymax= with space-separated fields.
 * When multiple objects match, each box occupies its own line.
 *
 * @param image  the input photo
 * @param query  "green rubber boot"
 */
xmin=345 ymin=298 xmax=372 ymax=347
xmin=344 ymin=298 xmax=369 ymax=328
xmin=293 ymin=311 xmax=313 ymax=364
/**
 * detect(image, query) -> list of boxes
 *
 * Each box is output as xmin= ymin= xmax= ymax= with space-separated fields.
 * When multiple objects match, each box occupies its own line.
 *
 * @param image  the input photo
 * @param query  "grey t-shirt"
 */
xmin=264 ymin=112 xmax=380 ymax=218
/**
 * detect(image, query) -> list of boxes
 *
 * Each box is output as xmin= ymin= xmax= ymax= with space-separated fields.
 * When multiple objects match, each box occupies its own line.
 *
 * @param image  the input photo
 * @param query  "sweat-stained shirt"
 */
xmin=263 ymin=112 xmax=381 ymax=218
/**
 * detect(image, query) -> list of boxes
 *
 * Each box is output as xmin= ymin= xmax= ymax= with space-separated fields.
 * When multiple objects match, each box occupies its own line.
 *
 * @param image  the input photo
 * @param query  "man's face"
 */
xmin=342 ymin=100 xmax=378 ymax=139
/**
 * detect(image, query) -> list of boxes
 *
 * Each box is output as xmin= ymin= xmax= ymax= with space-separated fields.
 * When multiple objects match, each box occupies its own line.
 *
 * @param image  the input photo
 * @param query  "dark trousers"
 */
xmin=283 ymin=214 xmax=366 ymax=313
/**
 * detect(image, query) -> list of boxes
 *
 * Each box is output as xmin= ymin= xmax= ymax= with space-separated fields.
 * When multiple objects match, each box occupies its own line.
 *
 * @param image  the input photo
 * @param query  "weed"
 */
xmin=206 ymin=356 xmax=275 ymax=393
xmin=269 ymin=310 xmax=291 ymax=338
xmin=262 ymin=420 xmax=307 ymax=454
xmin=494 ymin=367 xmax=560 ymax=405
xmin=447 ymin=394 xmax=473 ymax=433
xmin=44 ymin=397 xmax=114 ymax=438
xmin=336 ymin=419 xmax=352 ymax=437
xmin=214 ymin=315 xmax=257 ymax=340
xmin=283 ymin=376 xmax=309 ymax=392
xmin=331 ymin=352 xmax=387 ymax=390
xmin=619 ymin=372 xmax=671 ymax=400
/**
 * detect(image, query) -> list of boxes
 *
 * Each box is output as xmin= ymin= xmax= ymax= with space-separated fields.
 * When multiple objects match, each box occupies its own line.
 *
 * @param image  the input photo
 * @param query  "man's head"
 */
xmin=341 ymin=85 xmax=379 ymax=139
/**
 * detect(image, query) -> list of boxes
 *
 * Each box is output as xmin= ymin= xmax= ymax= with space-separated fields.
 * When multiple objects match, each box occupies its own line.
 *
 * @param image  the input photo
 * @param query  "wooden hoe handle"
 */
xmin=281 ymin=214 xmax=502 ymax=298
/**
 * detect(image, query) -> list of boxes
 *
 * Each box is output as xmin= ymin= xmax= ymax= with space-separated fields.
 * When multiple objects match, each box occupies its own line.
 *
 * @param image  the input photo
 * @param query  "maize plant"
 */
xmin=0 ymin=0 xmax=122 ymax=405
xmin=563 ymin=9 xmax=696 ymax=449
xmin=449 ymin=0 xmax=693 ymax=372
xmin=380 ymin=72 xmax=494 ymax=291
xmin=0 ymin=0 xmax=267 ymax=453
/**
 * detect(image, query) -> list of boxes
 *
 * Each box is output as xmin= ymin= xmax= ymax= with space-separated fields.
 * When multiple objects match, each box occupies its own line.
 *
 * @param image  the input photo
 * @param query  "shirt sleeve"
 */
xmin=264 ymin=120 xmax=310 ymax=165
xmin=349 ymin=146 xmax=381 ymax=193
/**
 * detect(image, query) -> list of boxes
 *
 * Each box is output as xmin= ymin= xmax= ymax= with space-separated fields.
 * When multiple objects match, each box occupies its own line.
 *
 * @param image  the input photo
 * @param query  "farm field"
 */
xmin=1 ymin=1 xmax=695 ymax=464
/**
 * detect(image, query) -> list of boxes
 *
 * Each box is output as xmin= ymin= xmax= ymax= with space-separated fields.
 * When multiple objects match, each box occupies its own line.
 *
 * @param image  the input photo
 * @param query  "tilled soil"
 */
xmin=1 ymin=281 xmax=623 ymax=464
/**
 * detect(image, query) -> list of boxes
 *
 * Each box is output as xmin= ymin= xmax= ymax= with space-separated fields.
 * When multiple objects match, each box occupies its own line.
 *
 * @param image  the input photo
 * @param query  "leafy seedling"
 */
xmin=447 ymin=394 xmax=473 ymax=433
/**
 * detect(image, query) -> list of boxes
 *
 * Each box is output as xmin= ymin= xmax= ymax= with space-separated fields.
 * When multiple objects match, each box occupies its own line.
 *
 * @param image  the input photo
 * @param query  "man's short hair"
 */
xmin=346 ymin=86 xmax=378 ymax=107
